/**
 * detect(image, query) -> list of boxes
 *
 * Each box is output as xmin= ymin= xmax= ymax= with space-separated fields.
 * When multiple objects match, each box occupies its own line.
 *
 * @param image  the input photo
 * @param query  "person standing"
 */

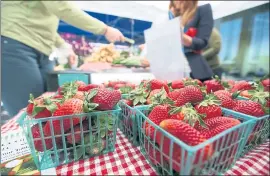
xmin=170 ymin=1 xmax=214 ymax=82
xmin=202 ymin=28 xmax=223 ymax=78
xmin=1 ymin=1 xmax=125 ymax=116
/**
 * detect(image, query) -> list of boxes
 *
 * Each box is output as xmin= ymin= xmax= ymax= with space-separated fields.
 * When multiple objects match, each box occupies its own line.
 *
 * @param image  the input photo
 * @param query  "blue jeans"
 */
xmin=1 ymin=36 xmax=55 ymax=116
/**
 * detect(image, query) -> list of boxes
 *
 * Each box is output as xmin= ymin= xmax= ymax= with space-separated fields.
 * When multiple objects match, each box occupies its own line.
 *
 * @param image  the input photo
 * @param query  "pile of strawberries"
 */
xmin=103 ymin=80 xmax=136 ymax=94
xmin=120 ymin=76 xmax=269 ymax=172
xmin=26 ymin=81 xmax=121 ymax=152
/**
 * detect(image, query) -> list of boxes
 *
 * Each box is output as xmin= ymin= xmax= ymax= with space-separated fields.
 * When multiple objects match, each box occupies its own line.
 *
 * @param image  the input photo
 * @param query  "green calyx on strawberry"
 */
xmin=248 ymin=83 xmax=269 ymax=106
xmin=194 ymin=94 xmax=222 ymax=120
xmin=119 ymin=86 xmax=133 ymax=94
xmin=128 ymin=83 xmax=149 ymax=106
xmin=83 ymin=89 xmax=100 ymax=112
xmin=27 ymin=94 xmax=58 ymax=118
xmin=183 ymin=78 xmax=203 ymax=87
xmin=169 ymin=103 xmax=207 ymax=128
xmin=149 ymin=88 xmax=174 ymax=110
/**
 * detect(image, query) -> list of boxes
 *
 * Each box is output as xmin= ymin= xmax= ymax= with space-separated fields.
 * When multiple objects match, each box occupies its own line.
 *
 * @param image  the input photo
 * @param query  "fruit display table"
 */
xmin=1 ymin=94 xmax=269 ymax=176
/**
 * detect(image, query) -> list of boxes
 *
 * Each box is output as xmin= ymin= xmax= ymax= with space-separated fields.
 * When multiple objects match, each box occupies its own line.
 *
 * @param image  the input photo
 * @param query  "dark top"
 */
xmin=183 ymin=4 xmax=214 ymax=79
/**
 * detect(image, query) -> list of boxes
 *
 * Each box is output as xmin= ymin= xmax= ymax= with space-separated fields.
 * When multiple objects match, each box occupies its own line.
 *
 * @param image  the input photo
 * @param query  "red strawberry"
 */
xmin=43 ymin=98 xmax=86 ymax=135
xmin=175 ymin=85 xmax=204 ymax=106
xmin=231 ymin=81 xmax=253 ymax=93
xmin=149 ymin=79 xmax=170 ymax=93
xmin=194 ymin=94 xmax=222 ymax=120
xmin=261 ymin=78 xmax=270 ymax=92
xmin=78 ymin=84 xmax=100 ymax=91
xmin=214 ymin=92 xmax=234 ymax=109
xmin=195 ymin=116 xmax=240 ymax=168
xmin=168 ymin=89 xmax=182 ymax=101
xmin=66 ymin=122 xmax=89 ymax=144
xmin=86 ymin=88 xmax=121 ymax=111
xmin=31 ymin=124 xmax=53 ymax=152
xmin=204 ymin=76 xmax=224 ymax=93
xmin=52 ymin=94 xmax=64 ymax=99
xmin=26 ymin=94 xmax=58 ymax=119
xmin=169 ymin=80 xmax=185 ymax=89
xmin=114 ymin=83 xmax=126 ymax=90
xmin=233 ymin=100 xmax=265 ymax=117
xmin=123 ymin=99 xmax=133 ymax=107
xmin=125 ymin=83 xmax=136 ymax=89
xmin=145 ymin=105 xmax=170 ymax=139
xmin=214 ymin=90 xmax=232 ymax=98
xmin=57 ymin=87 xmax=64 ymax=95
xmin=158 ymin=119 xmax=212 ymax=172
xmin=72 ymin=91 xmax=85 ymax=101
xmin=195 ymin=117 xmax=241 ymax=138
xmin=108 ymin=80 xmax=126 ymax=88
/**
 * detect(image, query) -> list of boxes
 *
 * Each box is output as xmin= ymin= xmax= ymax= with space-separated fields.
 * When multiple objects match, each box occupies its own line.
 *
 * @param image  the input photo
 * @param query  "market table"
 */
xmin=1 ymin=100 xmax=269 ymax=175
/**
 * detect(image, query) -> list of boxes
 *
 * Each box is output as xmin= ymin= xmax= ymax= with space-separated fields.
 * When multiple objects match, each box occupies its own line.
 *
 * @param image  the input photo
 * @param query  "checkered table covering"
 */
xmin=1 ymin=93 xmax=269 ymax=175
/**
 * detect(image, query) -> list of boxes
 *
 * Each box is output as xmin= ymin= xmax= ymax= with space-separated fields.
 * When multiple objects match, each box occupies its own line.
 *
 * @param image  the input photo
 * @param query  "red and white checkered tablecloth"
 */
xmin=1 ymin=98 xmax=269 ymax=175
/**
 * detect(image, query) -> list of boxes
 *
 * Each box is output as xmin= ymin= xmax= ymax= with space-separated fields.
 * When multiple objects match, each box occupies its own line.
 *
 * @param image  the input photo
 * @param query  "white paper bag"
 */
xmin=144 ymin=17 xmax=190 ymax=81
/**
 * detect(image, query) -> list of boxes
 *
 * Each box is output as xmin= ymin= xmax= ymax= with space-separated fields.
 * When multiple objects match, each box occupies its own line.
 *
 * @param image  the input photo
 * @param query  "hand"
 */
xmin=68 ymin=51 xmax=78 ymax=68
xmin=182 ymin=33 xmax=192 ymax=47
xmin=104 ymin=26 xmax=125 ymax=43
xmin=139 ymin=44 xmax=145 ymax=51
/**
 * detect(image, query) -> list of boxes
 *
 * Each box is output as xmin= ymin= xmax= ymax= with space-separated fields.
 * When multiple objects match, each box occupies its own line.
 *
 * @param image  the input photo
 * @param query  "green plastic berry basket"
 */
xmin=222 ymin=108 xmax=269 ymax=156
xmin=118 ymin=100 xmax=149 ymax=146
xmin=17 ymin=107 xmax=120 ymax=171
xmin=135 ymin=106 xmax=255 ymax=175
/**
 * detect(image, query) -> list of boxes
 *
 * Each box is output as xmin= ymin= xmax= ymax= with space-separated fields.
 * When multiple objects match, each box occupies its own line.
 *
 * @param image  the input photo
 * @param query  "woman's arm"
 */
xmin=41 ymin=1 xmax=107 ymax=35
xmin=185 ymin=4 xmax=214 ymax=50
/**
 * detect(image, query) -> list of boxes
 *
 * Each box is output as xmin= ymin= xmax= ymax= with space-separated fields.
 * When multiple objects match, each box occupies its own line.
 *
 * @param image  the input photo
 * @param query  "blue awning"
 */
xmin=57 ymin=10 xmax=152 ymax=45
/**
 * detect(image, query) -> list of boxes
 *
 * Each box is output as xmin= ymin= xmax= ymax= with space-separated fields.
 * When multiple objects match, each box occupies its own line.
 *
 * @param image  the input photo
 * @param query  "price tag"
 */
xmin=144 ymin=17 xmax=190 ymax=81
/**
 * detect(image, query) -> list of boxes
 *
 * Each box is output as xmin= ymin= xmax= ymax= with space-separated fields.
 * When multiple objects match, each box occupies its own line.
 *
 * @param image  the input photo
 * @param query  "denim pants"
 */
xmin=1 ymin=36 xmax=55 ymax=116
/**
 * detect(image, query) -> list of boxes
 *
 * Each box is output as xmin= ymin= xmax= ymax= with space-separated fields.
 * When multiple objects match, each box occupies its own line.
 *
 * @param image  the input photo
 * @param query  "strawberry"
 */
xmin=175 ymin=85 xmax=204 ymax=106
xmin=52 ymin=94 xmax=64 ymax=99
xmin=31 ymin=124 xmax=53 ymax=152
xmin=231 ymin=80 xmax=253 ymax=93
xmin=26 ymin=94 xmax=58 ymax=119
xmin=86 ymin=88 xmax=121 ymax=111
xmin=145 ymin=105 xmax=170 ymax=139
xmin=204 ymin=76 xmax=224 ymax=93
xmin=108 ymin=80 xmax=126 ymax=88
xmin=148 ymin=79 xmax=170 ymax=93
xmin=183 ymin=78 xmax=203 ymax=87
xmin=233 ymin=100 xmax=265 ymax=117
xmin=66 ymin=122 xmax=89 ymax=144
xmin=125 ymin=83 xmax=136 ymax=89
xmin=194 ymin=94 xmax=222 ymax=120
xmin=261 ymin=78 xmax=270 ymax=92
xmin=43 ymin=98 xmax=89 ymax=135
xmin=214 ymin=90 xmax=232 ymax=98
xmin=78 ymin=84 xmax=100 ymax=91
xmin=168 ymin=80 xmax=185 ymax=89
xmin=123 ymin=99 xmax=133 ymax=107
xmin=195 ymin=116 xmax=241 ymax=138
xmin=114 ymin=83 xmax=126 ymax=90
xmin=158 ymin=119 xmax=212 ymax=172
xmin=168 ymin=89 xmax=182 ymax=101
xmin=214 ymin=91 xmax=235 ymax=109
xmin=72 ymin=91 xmax=85 ymax=101
xmin=195 ymin=116 xmax=240 ymax=168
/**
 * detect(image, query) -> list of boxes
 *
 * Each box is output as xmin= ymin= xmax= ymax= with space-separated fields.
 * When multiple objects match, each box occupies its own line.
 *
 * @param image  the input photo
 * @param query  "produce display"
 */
xmin=24 ymin=81 xmax=121 ymax=166
xmin=84 ymin=43 xmax=120 ymax=63
xmin=120 ymin=76 xmax=269 ymax=173
xmin=83 ymin=43 xmax=150 ymax=68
